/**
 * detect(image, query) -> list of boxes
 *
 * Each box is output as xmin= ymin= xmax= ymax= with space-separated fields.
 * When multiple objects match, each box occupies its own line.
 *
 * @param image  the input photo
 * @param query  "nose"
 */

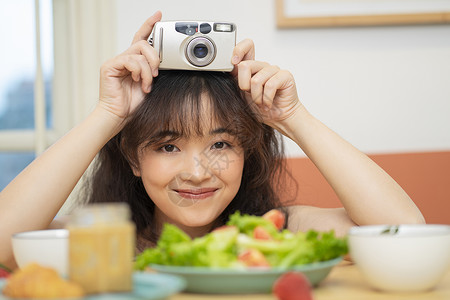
xmin=179 ymin=152 xmax=213 ymax=183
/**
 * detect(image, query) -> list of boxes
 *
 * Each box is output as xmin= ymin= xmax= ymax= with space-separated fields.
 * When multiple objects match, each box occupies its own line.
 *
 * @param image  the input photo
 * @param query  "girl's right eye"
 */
xmin=160 ymin=144 xmax=179 ymax=153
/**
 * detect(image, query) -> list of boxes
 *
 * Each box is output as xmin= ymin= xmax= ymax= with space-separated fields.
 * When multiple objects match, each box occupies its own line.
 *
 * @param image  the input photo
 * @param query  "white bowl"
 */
xmin=348 ymin=224 xmax=450 ymax=292
xmin=12 ymin=229 xmax=68 ymax=277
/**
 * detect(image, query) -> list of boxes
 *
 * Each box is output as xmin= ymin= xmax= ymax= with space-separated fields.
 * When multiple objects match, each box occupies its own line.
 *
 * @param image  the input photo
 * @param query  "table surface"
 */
xmin=172 ymin=261 xmax=450 ymax=300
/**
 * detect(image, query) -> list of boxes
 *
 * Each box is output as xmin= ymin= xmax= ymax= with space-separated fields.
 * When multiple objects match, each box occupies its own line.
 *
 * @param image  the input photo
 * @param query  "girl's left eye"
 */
xmin=211 ymin=141 xmax=229 ymax=150
xmin=160 ymin=144 xmax=179 ymax=153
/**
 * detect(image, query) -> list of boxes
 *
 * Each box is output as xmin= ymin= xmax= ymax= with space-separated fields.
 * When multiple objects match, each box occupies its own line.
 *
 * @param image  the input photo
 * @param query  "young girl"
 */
xmin=0 ymin=11 xmax=424 ymax=268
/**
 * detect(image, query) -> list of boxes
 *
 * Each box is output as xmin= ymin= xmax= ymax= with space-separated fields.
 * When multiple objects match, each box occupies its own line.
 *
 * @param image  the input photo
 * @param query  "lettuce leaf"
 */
xmin=227 ymin=211 xmax=280 ymax=238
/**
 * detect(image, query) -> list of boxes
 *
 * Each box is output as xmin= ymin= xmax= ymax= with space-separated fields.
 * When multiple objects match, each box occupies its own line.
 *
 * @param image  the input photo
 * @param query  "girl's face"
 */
xmin=133 ymin=96 xmax=245 ymax=236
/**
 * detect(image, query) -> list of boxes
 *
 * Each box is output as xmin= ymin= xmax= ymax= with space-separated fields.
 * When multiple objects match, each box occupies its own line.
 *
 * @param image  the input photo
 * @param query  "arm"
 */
xmin=286 ymin=206 xmax=356 ymax=237
xmin=278 ymin=105 xmax=424 ymax=226
xmin=0 ymin=12 xmax=163 ymax=269
xmin=236 ymin=60 xmax=425 ymax=233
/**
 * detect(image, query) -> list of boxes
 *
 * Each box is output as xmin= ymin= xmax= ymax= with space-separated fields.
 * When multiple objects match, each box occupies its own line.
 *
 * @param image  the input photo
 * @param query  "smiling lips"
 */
xmin=175 ymin=188 xmax=218 ymax=200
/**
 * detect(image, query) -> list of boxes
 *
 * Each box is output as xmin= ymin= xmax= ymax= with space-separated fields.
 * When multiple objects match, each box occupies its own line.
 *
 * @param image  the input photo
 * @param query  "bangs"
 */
xmin=121 ymin=71 xmax=264 ymax=166
xmin=146 ymin=78 xmax=236 ymax=141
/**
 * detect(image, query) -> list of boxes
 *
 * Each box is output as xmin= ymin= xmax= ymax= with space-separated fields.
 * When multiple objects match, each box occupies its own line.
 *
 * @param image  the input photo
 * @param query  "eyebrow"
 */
xmin=152 ymin=128 xmax=235 ymax=141
xmin=210 ymin=127 xmax=235 ymax=136
xmin=153 ymin=130 xmax=181 ymax=140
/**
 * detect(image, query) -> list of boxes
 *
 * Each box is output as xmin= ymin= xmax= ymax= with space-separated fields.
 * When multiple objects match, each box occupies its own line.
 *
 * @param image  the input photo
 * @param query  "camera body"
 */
xmin=148 ymin=21 xmax=236 ymax=71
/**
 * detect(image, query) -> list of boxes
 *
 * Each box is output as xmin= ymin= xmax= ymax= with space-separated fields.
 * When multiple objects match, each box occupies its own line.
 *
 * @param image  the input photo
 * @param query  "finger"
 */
xmin=263 ymin=70 xmax=293 ymax=109
xmin=232 ymin=39 xmax=255 ymax=65
xmin=125 ymin=40 xmax=160 ymax=77
xmin=131 ymin=11 xmax=163 ymax=45
xmin=127 ymin=57 xmax=145 ymax=83
xmin=237 ymin=61 xmax=270 ymax=92
xmin=231 ymin=39 xmax=255 ymax=77
xmin=126 ymin=54 xmax=153 ymax=90
xmin=136 ymin=56 xmax=154 ymax=93
xmin=250 ymin=65 xmax=280 ymax=107
xmin=111 ymin=55 xmax=152 ymax=92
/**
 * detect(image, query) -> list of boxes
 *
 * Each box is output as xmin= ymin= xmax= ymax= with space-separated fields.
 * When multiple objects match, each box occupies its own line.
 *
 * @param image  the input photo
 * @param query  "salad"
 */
xmin=134 ymin=209 xmax=348 ymax=270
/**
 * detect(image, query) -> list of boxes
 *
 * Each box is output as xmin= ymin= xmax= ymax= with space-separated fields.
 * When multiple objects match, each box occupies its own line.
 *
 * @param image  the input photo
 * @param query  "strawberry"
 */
xmin=238 ymin=249 xmax=270 ymax=267
xmin=262 ymin=209 xmax=285 ymax=230
xmin=0 ymin=267 xmax=10 ymax=278
xmin=253 ymin=226 xmax=272 ymax=240
xmin=273 ymin=271 xmax=313 ymax=300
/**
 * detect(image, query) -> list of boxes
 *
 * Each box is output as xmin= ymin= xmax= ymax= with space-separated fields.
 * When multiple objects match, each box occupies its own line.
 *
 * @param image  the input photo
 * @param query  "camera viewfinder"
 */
xmin=213 ymin=23 xmax=234 ymax=32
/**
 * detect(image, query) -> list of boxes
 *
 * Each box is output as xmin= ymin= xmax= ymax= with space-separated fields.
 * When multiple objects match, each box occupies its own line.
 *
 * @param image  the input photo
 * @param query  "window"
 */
xmin=0 ymin=0 xmax=53 ymax=190
xmin=0 ymin=0 xmax=117 ymax=196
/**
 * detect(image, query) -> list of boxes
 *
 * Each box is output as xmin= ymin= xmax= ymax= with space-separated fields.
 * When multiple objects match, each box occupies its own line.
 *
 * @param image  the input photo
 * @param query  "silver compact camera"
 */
xmin=148 ymin=21 xmax=236 ymax=71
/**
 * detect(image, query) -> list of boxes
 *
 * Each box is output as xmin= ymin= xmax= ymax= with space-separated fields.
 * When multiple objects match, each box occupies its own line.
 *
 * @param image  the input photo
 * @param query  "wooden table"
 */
xmin=172 ymin=261 xmax=450 ymax=300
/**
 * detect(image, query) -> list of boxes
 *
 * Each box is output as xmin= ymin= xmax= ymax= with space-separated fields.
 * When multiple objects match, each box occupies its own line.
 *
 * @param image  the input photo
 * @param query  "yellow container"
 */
xmin=67 ymin=203 xmax=135 ymax=294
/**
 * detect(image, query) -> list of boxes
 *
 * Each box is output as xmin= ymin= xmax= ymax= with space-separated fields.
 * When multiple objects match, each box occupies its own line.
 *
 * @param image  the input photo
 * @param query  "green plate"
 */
xmin=150 ymin=257 xmax=342 ymax=294
xmin=0 ymin=272 xmax=186 ymax=300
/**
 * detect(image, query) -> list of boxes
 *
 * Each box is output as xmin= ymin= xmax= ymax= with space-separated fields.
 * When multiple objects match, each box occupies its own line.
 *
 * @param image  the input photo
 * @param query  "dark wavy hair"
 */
xmin=83 ymin=70 xmax=294 ymax=249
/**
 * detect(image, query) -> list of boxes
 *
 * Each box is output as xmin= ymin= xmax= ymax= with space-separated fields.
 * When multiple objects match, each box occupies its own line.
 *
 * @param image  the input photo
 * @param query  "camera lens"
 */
xmin=193 ymin=44 xmax=208 ymax=58
xmin=186 ymin=37 xmax=216 ymax=67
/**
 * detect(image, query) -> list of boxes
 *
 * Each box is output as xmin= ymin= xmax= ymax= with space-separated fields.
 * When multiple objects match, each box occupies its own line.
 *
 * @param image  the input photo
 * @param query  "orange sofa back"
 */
xmin=284 ymin=151 xmax=450 ymax=224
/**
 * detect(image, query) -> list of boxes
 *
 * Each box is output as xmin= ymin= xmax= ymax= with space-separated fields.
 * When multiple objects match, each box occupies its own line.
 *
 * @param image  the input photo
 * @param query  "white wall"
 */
xmin=115 ymin=0 xmax=450 ymax=157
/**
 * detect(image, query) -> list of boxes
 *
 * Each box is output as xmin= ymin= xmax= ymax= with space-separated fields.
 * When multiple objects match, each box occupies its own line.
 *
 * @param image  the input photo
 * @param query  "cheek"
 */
xmin=218 ymin=150 xmax=245 ymax=188
xmin=138 ymin=155 xmax=176 ymax=190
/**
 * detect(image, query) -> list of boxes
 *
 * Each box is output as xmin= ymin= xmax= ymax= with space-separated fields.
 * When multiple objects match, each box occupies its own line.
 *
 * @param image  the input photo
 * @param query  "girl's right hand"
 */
xmin=98 ymin=11 xmax=162 ymax=126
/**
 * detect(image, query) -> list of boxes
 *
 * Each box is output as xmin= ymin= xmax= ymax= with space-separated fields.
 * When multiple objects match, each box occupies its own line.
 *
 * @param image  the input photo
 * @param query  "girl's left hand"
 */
xmin=236 ymin=60 xmax=302 ymax=131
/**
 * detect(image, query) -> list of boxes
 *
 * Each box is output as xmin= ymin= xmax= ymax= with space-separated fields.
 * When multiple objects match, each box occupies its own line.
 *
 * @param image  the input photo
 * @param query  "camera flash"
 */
xmin=214 ymin=23 xmax=234 ymax=32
